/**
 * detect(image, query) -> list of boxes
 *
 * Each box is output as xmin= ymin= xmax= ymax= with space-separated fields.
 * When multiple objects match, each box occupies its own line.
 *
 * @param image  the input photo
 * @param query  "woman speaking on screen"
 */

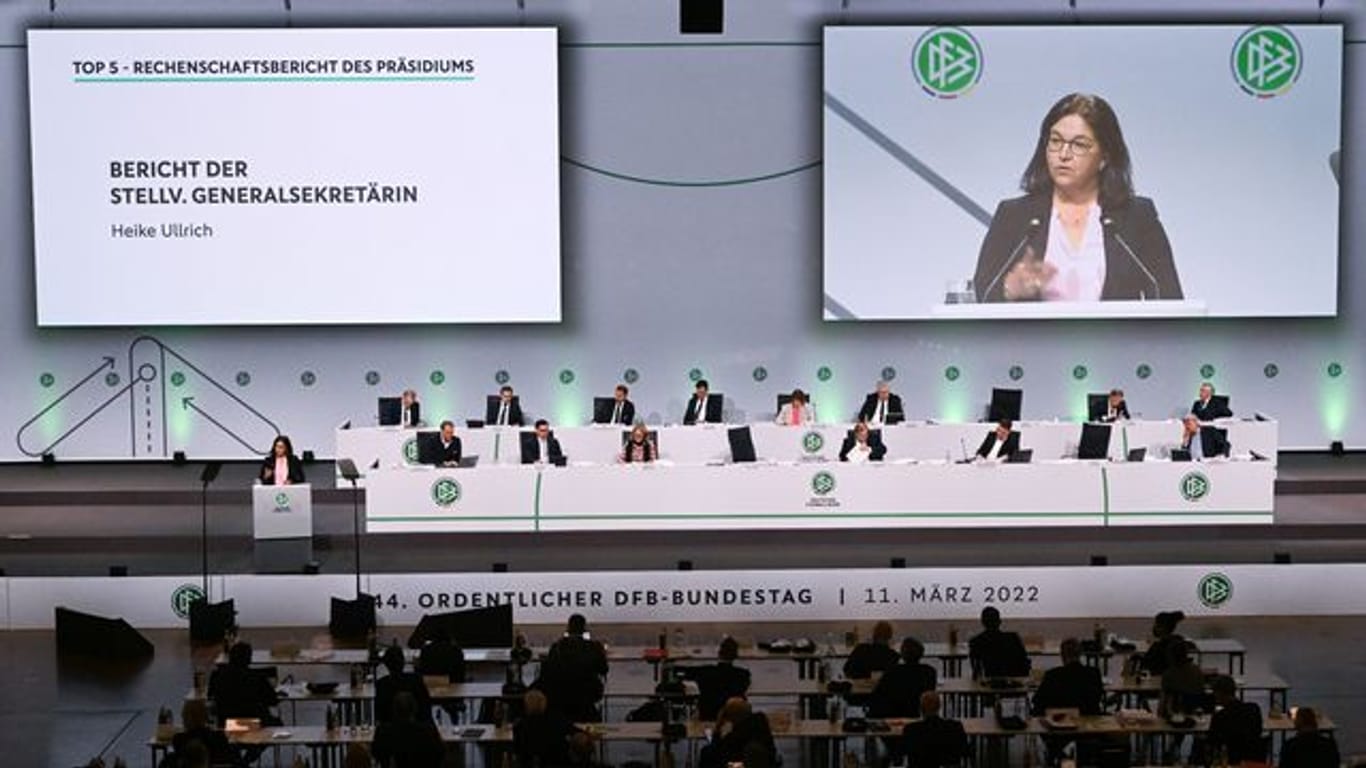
xmin=972 ymin=93 xmax=1182 ymax=303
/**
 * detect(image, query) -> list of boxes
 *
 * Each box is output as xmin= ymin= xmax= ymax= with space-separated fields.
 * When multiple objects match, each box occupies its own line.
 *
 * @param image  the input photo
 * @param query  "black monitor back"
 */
xmin=415 ymin=431 xmax=443 ymax=465
xmin=728 ymin=426 xmax=756 ymax=463
xmin=1078 ymin=423 xmax=1112 ymax=460
xmin=988 ymin=388 xmax=1023 ymax=422
xmin=408 ymin=603 xmax=513 ymax=650
xmin=1086 ymin=393 xmax=1109 ymax=422
xmin=377 ymin=397 xmax=402 ymax=426
xmin=592 ymin=397 xmax=615 ymax=424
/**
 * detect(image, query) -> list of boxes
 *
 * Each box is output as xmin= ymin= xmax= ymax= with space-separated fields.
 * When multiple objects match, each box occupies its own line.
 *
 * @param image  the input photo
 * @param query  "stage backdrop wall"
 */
xmin=0 ymin=0 xmax=1362 ymax=460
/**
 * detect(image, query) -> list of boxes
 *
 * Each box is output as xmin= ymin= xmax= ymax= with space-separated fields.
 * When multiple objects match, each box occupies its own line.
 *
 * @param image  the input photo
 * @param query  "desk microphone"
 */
xmin=959 ymin=436 xmax=970 ymax=463
xmin=981 ymin=218 xmax=1041 ymax=300
xmin=1102 ymin=217 xmax=1160 ymax=300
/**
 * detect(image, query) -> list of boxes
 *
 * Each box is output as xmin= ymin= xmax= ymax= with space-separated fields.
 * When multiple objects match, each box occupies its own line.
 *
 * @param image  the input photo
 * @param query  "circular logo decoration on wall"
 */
xmin=1328 ymin=362 xmax=1343 ymax=379
xmin=1136 ymin=363 xmax=1152 ymax=380
xmin=494 ymin=370 xmax=511 ymax=386
xmin=1200 ymin=364 xmax=1217 ymax=379
xmin=811 ymin=471 xmax=837 ymax=497
xmin=558 ymin=369 xmax=575 ymax=385
xmin=911 ymin=27 xmax=984 ymax=99
xmin=944 ymin=366 xmax=960 ymax=382
xmin=688 ymin=368 xmax=704 ymax=383
xmin=429 ymin=370 xmax=445 ymax=386
xmin=431 ymin=477 xmax=462 ymax=507
xmin=752 ymin=366 xmax=768 ymax=383
xmin=623 ymin=368 xmax=640 ymax=385
xmin=171 ymin=583 xmax=207 ymax=620
xmin=105 ymin=372 xmax=121 ymax=387
xmin=1179 ymin=471 xmax=1211 ymax=502
xmin=1072 ymin=365 xmax=1088 ymax=381
xmin=880 ymin=366 xmax=897 ymax=382
xmin=365 ymin=370 xmax=381 ymax=386
xmin=235 ymin=371 xmax=251 ymax=387
xmin=1231 ymin=25 xmax=1302 ymax=98
xmin=39 ymin=373 xmax=55 ymax=388
xmin=170 ymin=371 xmax=187 ymax=387
xmin=1197 ymin=572 xmax=1234 ymax=609
xmin=1008 ymin=365 xmax=1024 ymax=382
xmin=300 ymin=371 xmax=317 ymax=387
xmin=816 ymin=366 xmax=833 ymax=383
xmin=1263 ymin=363 xmax=1279 ymax=379
xmin=402 ymin=438 xmax=420 ymax=465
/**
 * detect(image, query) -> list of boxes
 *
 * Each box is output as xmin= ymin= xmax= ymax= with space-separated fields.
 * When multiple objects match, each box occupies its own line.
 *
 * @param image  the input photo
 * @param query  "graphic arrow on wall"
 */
xmin=181 ymin=396 xmax=271 ymax=455
xmin=14 ymin=356 xmax=122 ymax=457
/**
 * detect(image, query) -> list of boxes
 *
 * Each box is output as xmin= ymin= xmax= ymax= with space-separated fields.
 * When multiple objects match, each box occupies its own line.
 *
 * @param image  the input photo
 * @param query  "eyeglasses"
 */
xmin=1046 ymin=135 xmax=1097 ymax=157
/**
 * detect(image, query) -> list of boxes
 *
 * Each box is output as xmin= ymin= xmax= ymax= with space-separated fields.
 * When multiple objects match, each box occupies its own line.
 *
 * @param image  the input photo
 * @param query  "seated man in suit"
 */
xmin=1278 ymin=707 xmax=1340 ymax=768
xmin=868 ymin=637 xmax=938 ymax=718
xmin=858 ymin=380 xmax=905 ymax=426
xmin=1032 ymin=638 xmax=1105 ymax=764
xmin=1190 ymin=382 xmax=1232 ymax=421
xmin=901 ymin=691 xmax=968 ymax=768
xmin=514 ymin=689 xmax=578 ymax=768
xmin=399 ymin=389 xmax=422 ymax=428
xmin=488 ymin=385 xmax=525 ymax=426
xmin=1095 ymin=388 xmax=1131 ymax=423
xmin=536 ymin=614 xmax=609 ymax=722
xmin=208 ymin=642 xmax=281 ymax=724
xmin=774 ymin=389 xmax=817 ymax=426
xmin=600 ymin=384 xmax=635 ymax=426
xmin=968 ymin=606 xmax=1030 ymax=679
xmin=839 ymin=421 xmax=886 ymax=463
xmin=375 ymin=644 xmax=432 ymax=724
xmin=1206 ymin=675 xmax=1264 ymax=765
xmin=683 ymin=379 xmax=723 ymax=425
xmin=976 ymin=419 xmax=1021 ymax=461
xmin=1180 ymin=415 xmax=1229 ymax=460
xmin=521 ymin=420 xmax=565 ymax=465
xmin=678 ymin=637 xmax=752 ymax=721
xmin=1140 ymin=610 xmax=1186 ymax=676
xmin=433 ymin=420 xmax=462 ymax=467
xmin=843 ymin=620 xmax=901 ymax=679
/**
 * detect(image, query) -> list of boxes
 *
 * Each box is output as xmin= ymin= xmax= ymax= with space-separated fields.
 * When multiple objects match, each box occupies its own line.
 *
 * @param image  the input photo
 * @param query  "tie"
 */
xmin=875 ymin=401 xmax=885 ymax=424
xmin=498 ymin=403 xmax=508 ymax=426
xmin=695 ymin=397 xmax=704 ymax=422
xmin=612 ymin=402 xmax=622 ymax=424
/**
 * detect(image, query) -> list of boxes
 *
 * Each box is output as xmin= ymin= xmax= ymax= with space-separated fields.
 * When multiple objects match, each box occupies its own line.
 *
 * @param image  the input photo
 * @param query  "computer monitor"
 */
xmin=727 ymin=426 xmax=756 ymax=463
xmin=592 ymin=397 xmax=616 ymax=425
xmin=407 ymin=603 xmax=513 ymax=650
xmin=377 ymin=397 xmax=402 ymax=426
xmin=1170 ymin=449 xmax=1192 ymax=462
xmin=415 ymin=431 xmax=443 ymax=465
xmin=1127 ymin=448 xmax=1147 ymax=463
xmin=1086 ymin=393 xmax=1109 ymax=422
xmin=1077 ymin=423 xmax=1112 ymax=460
xmin=1005 ymin=448 xmax=1033 ymax=464
xmin=1210 ymin=394 xmax=1231 ymax=416
xmin=988 ymin=388 xmax=1023 ymax=422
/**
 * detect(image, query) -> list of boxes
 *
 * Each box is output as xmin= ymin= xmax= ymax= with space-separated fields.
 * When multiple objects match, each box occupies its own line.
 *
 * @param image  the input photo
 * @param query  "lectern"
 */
xmin=252 ymin=483 xmax=313 ymax=573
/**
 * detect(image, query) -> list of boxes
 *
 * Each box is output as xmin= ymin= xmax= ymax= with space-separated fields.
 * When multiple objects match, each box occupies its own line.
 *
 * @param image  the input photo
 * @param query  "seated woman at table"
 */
xmin=258 ymin=434 xmax=305 ymax=486
xmin=839 ymin=421 xmax=887 ymax=463
xmin=618 ymin=423 xmax=657 ymax=464
xmin=774 ymin=389 xmax=817 ymax=426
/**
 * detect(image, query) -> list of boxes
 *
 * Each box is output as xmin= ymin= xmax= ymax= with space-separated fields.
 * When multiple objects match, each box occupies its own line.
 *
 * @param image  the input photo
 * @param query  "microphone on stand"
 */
xmin=981 ymin=218 xmax=1042 ymax=300
xmin=1102 ymin=217 xmax=1160 ymax=300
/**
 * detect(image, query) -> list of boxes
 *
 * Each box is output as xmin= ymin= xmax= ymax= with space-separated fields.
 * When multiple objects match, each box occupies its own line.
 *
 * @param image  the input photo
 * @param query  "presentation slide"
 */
xmin=823 ymin=25 xmax=1342 ymax=320
xmin=28 ymin=28 xmax=561 ymax=326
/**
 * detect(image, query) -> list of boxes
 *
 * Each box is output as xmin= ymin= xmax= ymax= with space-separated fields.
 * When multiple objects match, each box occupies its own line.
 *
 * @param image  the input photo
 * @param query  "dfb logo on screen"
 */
xmin=1197 ymin=573 xmax=1234 ymax=609
xmin=171 ymin=583 xmax=206 ymax=620
xmin=1178 ymin=471 xmax=1210 ymax=502
xmin=431 ymin=477 xmax=462 ymax=507
xmin=806 ymin=471 xmax=840 ymax=509
xmin=403 ymin=438 xmax=420 ymax=465
xmin=1232 ymin=25 xmax=1302 ymax=98
xmin=911 ymin=27 xmax=983 ymax=99
xmin=801 ymin=431 xmax=825 ymax=455
xmin=272 ymin=492 xmax=291 ymax=513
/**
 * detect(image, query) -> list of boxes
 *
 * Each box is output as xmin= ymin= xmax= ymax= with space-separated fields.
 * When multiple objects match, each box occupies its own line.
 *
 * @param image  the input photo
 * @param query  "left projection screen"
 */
xmin=28 ymin=28 xmax=561 ymax=326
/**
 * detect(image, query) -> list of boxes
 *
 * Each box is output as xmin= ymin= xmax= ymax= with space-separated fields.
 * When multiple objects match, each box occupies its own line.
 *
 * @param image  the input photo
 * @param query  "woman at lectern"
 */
xmin=259 ymin=435 xmax=305 ymax=486
xmin=973 ymin=93 xmax=1182 ymax=303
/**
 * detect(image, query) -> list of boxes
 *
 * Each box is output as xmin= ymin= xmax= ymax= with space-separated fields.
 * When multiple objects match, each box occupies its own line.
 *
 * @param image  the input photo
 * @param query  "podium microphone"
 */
xmin=1103 ymin=217 xmax=1160 ymax=300
xmin=982 ymin=218 xmax=1041 ymax=300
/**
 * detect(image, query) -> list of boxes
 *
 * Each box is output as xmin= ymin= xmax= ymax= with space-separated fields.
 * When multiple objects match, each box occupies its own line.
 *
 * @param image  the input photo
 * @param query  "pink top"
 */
xmin=274 ymin=456 xmax=289 ymax=485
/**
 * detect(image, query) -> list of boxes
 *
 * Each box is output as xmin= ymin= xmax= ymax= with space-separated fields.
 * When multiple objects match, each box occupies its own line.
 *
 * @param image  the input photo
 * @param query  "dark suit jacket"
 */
xmin=401 ymin=402 xmax=421 ymax=428
xmin=843 ymin=642 xmax=901 ymax=679
xmin=595 ymin=399 xmax=635 ymax=425
xmin=375 ymin=671 xmax=433 ymax=724
xmin=520 ymin=433 xmax=565 ymax=465
xmin=1279 ymin=732 xmax=1340 ymax=768
xmin=858 ymin=393 xmax=906 ymax=424
xmin=868 ymin=662 xmax=938 ymax=718
xmin=513 ymin=710 xmax=578 ymax=768
xmin=1031 ymin=662 xmax=1104 ymax=715
xmin=973 ymin=193 xmax=1182 ymax=303
xmin=432 ymin=437 xmax=462 ymax=466
xmin=417 ymin=639 xmax=466 ymax=682
xmin=1091 ymin=400 xmax=1131 ymax=423
xmin=968 ymin=629 xmax=1031 ymax=678
xmin=171 ymin=726 xmax=237 ymax=767
xmin=699 ymin=713 xmax=778 ymax=768
xmin=258 ymin=454 xmax=305 ymax=485
xmin=901 ymin=716 xmax=969 ymax=768
xmin=1191 ymin=398 xmax=1233 ymax=420
xmin=839 ymin=433 xmax=887 ymax=462
xmin=487 ymin=396 xmax=525 ymax=426
xmin=371 ymin=719 xmax=445 ymax=768
xmin=208 ymin=665 xmax=279 ymax=720
xmin=1208 ymin=700 xmax=1265 ymax=764
xmin=678 ymin=662 xmax=752 ymax=721
xmin=1183 ymin=426 xmax=1230 ymax=459
xmin=976 ymin=431 xmax=1021 ymax=460
xmin=683 ymin=394 xmax=723 ymax=425
xmin=536 ymin=635 xmax=609 ymax=722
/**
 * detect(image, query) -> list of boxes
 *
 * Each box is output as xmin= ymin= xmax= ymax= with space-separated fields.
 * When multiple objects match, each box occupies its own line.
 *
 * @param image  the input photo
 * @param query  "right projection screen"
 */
xmin=823 ymin=25 xmax=1343 ymax=320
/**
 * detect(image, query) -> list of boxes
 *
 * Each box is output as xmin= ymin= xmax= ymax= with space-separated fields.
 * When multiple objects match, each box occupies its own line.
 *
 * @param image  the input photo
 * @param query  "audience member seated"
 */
xmin=514 ymin=689 xmax=577 ymax=768
xmin=1095 ymin=388 xmax=1131 ymax=423
xmin=975 ymin=420 xmax=1021 ymax=461
xmin=619 ymin=423 xmax=657 ymax=464
xmin=169 ymin=700 xmax=237 ymax=768
xmin=968 ymin=607 xmax=1031 ymax=679
xmin=699 ymin=698 xmax=778 ymax=768
xmin=678 ymin=637 xmax=752 ymax=721
xmin=1190 ymin=382 xmax=1232 ymax=421
xmin=371 ymin=692 xmax=444 ymax=768
xmin=839 ymin=421 xmax=886 ymax=463
xmin=416 ymin=628 xmax=466 ymax=722
xmin=868 ymin=637 xmax=938 ymax=718
xmin=208 ymin=642 xmax=281 ymax=724
xmin=774 ymin=389 xmax=817 ymax=425
xmin=376 ymin=644 xmax=433 ymax=724
xmin=1140 ymin=610 xmax=1187 ymax=676
xmin=1159 ymin=641 xmax=1208 ymax=716
xmin=901 ymin=691 xmax=969 ymax=768
xmin=843 ymin=620 xmax=900 ymax=679
xmin=1278 ymin=707 xmax=1340 ymax=768
xmin=857 ymin=380 xmax=905 ymax=426
xmin=1031 ymin=638 xmax=1106 ymax=765
xmin=1205 ymin=675 xmax=1264 ymax=765
xmin=536 ymin=614 xmax=609 ymax=722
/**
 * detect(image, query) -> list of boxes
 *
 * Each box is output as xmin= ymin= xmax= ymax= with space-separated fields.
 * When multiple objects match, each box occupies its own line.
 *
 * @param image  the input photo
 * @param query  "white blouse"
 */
xmin=1043 ymin=203 xmax=1106 ymax=301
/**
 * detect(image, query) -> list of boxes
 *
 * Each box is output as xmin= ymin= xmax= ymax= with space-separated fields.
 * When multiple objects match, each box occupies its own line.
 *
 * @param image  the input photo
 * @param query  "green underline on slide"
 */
xmin=72 ymin=75 xmax=476 ymax=83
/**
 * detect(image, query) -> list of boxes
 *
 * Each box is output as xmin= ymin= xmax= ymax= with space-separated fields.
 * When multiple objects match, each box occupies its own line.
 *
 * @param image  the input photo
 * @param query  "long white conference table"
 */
xmin=337 ymin=418 xmax=1277 ymax=484
xmin=363 ymin=458 xmax=1275 ymax=533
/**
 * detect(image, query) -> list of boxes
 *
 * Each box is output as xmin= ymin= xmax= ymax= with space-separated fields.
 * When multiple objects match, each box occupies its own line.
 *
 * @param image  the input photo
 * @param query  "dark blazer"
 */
xmin=258 ymin=453 xmax=305 ymax=485
xmin=1279 ymin=731 xmax=1341 ymax=768
xmin=371 ymin=718 xmax=445 ymax=768
xmin=417 ymin=639 xmax=466 ymax=683
xmin=973 ymin=193 xmax=1182 ymax=303
xmin=1191 ymin=398 xmax=1233 ymax=421
xmin=208 ymin=665 xmax=279 ymax=721
xmin=435 ymin=437 xmax=462 ymax=466
xmin=595 ymin=399 xmax=635 ymax=425
xmin=1183 ymin=426 xmax=1230 ymax=459
xmin=976 ymin=431 xmax=1021 ymax=460
xmin=536 ymin=635 xmax=609 ymax=722
xmin=513 ymin=710 xmax=578 ymax=768
xmin=486 ymin=396 xmax=525 ymax=427
xmin=678 ymin=662 xmax=752 ymax=721
xmin=699 ymin=713 xmax=778 ymax=768
xmin=1031 ymin=661 xmax=1105 ymax=715
xmin=171 ymin=726 xmax=237 ymax=768
xmin=375 ymin=671 xmax=434 ymax=724
xmin=901 ymin=716 xmax=969 ymax=768
xmin=1091 ymin=400 xmax=1131 ymax=423
xmin=968 ymin=629 xmax=1031 ymax=679
xmin=858 ymin=393 xmax=906 ymax=424
xmin=683 ymin=394 xmax=724 ymax=425
xmin=868 ymin=662 xmax=938 ymax=718
xmin=401 ymin=402 xmax=421 ymax=428
xmin=839 ymin=432 xmax=887 ymax=462
xmin=520 ymin=432 xmax=565 ymax=465
xmin=843 ymin=642 xmax=901 ymax=680
xmin=1208 ymin=699 xmax=1265 ymax=764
